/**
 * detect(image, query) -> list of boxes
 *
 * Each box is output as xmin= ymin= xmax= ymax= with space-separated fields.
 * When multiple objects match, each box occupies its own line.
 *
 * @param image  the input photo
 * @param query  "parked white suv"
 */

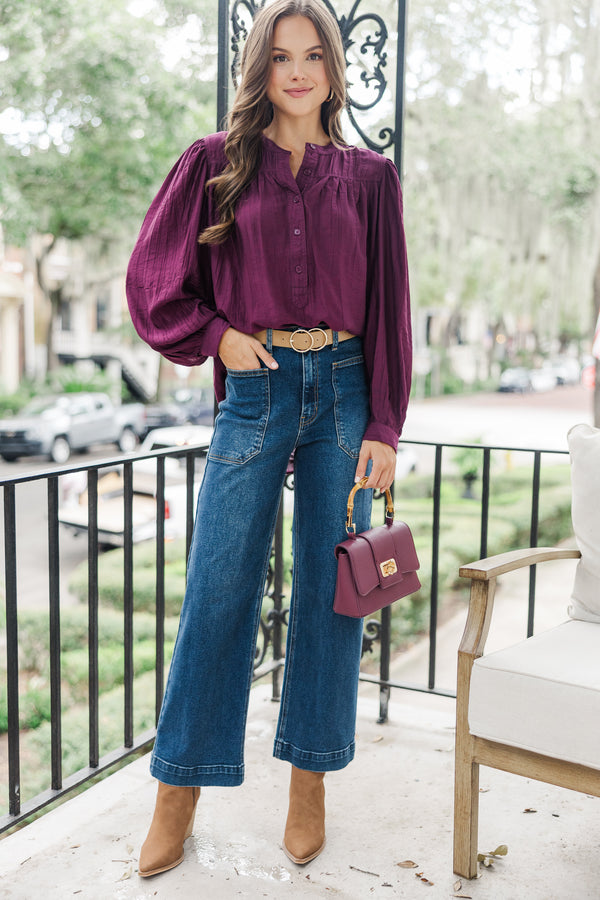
xmin=0 ymin=393 xmax=146 ymax=463
xmin=58 ymin=425 xmax=213 ymax=547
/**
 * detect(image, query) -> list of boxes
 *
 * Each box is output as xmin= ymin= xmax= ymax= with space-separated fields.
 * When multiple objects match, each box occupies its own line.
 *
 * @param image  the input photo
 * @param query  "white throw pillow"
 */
xmin=568 ymin=423 xmax=600 ymax=623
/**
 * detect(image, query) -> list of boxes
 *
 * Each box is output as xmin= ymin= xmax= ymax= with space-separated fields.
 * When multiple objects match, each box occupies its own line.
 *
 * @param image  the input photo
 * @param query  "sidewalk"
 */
xmin=0 ymin=552 xmax=597 ymax=899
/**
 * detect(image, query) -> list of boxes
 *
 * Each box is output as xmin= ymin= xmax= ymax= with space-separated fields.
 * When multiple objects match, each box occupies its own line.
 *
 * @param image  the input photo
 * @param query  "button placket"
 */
xmin=290 ymin=192 xmax=308 ymax=307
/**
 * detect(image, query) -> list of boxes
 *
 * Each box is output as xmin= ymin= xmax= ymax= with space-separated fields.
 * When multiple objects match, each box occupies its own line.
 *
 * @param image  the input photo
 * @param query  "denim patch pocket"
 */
xmin=208 ymin=368 xmax=270 ymax=465
xmin=332 ymin=354 xmax=370 ymax=459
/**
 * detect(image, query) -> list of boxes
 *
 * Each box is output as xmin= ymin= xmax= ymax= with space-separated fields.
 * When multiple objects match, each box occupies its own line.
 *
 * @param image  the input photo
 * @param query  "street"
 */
xmin=0 ymin=384 xmax=594 ymax=611
xmin=402 ymin=382 xmax=592 ymax=451
xmin=401 ymin=382 xmax=593 ymax=475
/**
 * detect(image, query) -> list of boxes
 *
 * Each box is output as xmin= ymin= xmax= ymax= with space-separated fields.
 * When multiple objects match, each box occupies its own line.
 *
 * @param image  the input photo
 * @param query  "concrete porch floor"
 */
xmin=0 ymin=554 xmax=598 ymax=899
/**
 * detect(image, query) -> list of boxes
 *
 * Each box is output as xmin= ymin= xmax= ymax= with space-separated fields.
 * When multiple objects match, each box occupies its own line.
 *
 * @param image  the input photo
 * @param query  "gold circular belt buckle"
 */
xmin=289 ymin=328 xmax=312 ymax=352
xmin=289 ymin=327 xmax=329 ymax=353
xmin=308 ymin=327 xmax=329 ymax=350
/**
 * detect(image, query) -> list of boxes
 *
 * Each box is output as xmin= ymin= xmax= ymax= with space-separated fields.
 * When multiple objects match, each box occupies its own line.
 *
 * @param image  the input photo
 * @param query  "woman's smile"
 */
xmin=285 ymin=87 xmax=313 ymax=97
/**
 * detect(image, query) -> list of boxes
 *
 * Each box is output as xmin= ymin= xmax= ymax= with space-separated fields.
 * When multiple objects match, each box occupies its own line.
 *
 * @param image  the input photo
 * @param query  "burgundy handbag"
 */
xmin=333 ymin=477 xmax=421 ymax=618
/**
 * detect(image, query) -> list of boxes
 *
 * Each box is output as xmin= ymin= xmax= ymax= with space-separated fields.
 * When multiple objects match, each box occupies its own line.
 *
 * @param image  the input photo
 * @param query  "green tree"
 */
xmin=0 ymin=0 xmax=216 ymax=368
xmin=402 ymin=0 xmax=600 ymax=391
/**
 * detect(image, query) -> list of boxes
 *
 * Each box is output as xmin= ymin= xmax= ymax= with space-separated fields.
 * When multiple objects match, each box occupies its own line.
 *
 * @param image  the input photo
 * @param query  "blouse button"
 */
xmin=295 ymin=265 xmax=303 ymax=274
xmin=293 ymin=197 xmax=300 ymax=204
xmin=294 ymin=228 xmax=301 ymax=235
xmin=304 ymin=168 xmax=312 ymax=175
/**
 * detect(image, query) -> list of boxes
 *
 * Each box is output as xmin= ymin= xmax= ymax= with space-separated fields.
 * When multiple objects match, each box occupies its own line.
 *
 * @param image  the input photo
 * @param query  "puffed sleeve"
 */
xmin=125 ymin=138 xmax=229 ymax=365
xmin=362 ymin=156 xmax=412 ymax=448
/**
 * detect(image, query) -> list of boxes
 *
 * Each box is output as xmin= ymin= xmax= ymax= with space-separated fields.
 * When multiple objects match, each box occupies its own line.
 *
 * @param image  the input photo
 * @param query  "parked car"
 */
xmin=498 ymin=368 xmax=532 ymax=393
xmin=141 ymin=401 xmax=188 ymax=438
xmin=528 ymin=367 xmax=557 ymax=392
xmin=141 ymin=389 xmax=215 ymax=437
xmin=58 ymin=425 xmax=213 ymax=547
xmin=0 ymin=393 xmax=146 ymax=463
xmin=172 ymin=387 xmax=215 ymax=426
xmin=544 ymin=356 xmax=581 ymax=386
xmin=138 ymin=424 xmax=214 ymax=458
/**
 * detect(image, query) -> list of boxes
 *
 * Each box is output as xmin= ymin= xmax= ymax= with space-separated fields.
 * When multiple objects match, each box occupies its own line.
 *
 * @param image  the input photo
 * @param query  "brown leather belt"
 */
xmin=254 ymin=327 xmax=356 ymax=353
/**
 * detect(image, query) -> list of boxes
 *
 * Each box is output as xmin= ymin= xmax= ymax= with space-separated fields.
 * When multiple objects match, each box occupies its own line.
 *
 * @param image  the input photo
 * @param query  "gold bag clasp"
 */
xmin=380 ymin=558 xmax=398 ymax=577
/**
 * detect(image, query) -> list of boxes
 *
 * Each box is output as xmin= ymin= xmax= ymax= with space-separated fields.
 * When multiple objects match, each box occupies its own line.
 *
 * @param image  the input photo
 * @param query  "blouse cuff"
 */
xmin=198 ymin=316 xmax=230 ymax=359
xmin=362 ymin=421 xmax=400 ymax=451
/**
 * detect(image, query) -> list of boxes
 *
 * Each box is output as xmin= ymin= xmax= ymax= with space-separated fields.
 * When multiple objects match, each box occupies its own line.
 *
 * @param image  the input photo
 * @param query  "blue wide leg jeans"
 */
xmin=150 ymin=335 xmax=372 ymax=786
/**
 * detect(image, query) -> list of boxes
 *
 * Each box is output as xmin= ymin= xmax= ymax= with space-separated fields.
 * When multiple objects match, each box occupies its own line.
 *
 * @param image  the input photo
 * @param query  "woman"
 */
xmin=126 ymin=0 xmax=411 ymax=877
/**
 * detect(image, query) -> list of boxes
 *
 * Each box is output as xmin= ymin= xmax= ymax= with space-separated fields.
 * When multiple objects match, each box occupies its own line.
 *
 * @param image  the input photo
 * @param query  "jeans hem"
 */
xmin=273 ymin=738 xmax=355 ymax=771
xmin=150 ymin=754 xmax=244 ymax=787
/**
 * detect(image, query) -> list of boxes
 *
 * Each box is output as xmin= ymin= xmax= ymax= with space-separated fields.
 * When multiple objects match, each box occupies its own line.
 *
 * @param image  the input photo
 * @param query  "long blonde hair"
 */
xmin=199 ymin=0 xmax=347 ymax=246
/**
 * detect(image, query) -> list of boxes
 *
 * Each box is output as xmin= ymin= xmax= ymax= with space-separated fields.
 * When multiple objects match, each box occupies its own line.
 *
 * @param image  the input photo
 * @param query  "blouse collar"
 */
xmin=261 ymin=133 xmax=338 ymax=162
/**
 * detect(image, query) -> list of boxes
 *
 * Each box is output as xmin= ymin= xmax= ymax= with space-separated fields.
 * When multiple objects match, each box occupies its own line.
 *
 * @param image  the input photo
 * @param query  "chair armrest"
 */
xmin=459 ymin=547 xmax=580 ymax=582
xmin=457 ymin=546 xmax=580 ymax=661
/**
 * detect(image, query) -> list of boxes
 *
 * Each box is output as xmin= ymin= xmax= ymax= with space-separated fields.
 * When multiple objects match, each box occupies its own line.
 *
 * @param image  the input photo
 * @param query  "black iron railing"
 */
xmin=0 ymin=438 xmax=572 ymax=833
xmin=360 ymin=441 xmax=571 ymax=722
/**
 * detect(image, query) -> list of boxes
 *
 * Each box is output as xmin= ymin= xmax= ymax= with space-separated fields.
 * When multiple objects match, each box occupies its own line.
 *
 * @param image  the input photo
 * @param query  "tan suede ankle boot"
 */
xmin=282 ymin=766 xmax=326 ymax=865
xmin=138 ymin=782 xmax=200 ymax=877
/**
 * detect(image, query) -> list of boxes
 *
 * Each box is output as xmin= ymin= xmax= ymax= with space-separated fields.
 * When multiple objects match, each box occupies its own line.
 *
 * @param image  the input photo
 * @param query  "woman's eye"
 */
xmin=272 ymin=55 xmax=288 ymax=63
xmin=308 ymin=53 xmax=323 ymax=61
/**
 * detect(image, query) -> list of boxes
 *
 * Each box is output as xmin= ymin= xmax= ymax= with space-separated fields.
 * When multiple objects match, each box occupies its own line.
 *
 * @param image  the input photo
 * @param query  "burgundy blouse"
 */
xmin=126 ymin=132 xmax=412 ymax=448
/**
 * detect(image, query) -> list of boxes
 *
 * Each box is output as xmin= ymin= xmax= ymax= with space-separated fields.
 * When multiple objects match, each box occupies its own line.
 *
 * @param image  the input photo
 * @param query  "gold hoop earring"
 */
xmin=326 ymin=88 xmax=334 ymax=102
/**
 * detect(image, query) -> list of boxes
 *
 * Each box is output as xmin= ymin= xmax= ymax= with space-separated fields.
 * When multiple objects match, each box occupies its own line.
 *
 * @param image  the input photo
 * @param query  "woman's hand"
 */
xmin=218 ymin=327 xmax=279 ymax=371
xmin=354 ymin=440 xmax=397 ymax=491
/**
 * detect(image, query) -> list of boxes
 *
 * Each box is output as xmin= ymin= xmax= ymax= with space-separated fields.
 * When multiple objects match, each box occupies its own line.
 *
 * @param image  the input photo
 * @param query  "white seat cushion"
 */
xmin=469 ymin=619 xmax=600 ymax=770
xmin=568 ymin=423 xmax=600 ymax=623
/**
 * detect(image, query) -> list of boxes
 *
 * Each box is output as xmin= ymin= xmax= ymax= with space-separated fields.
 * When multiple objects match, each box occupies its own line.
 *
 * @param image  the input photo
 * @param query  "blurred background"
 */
xmin=0 ymin=0 xmax=599 ymax=423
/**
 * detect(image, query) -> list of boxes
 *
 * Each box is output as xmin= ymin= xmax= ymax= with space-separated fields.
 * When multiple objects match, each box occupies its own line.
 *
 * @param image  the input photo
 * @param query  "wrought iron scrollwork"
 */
xmin=322 ymin=0 xmax=394 ymax=151
xmin=254 ymin=605 xmax=289 ymax=670
xmin=230 ymin=0 xmax=266 ymax=85
xmin=361 ymin=617 xmax=382 ymax=656
xmin=254 ymin=616 xmax=271 ymax=669
xmin=228 ymin=0 xmax=394 ymax=153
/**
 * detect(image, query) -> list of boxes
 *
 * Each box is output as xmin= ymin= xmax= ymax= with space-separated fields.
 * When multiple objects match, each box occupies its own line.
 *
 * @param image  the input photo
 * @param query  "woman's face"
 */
xmin=266 ymin=15 xmax=331 ymax=123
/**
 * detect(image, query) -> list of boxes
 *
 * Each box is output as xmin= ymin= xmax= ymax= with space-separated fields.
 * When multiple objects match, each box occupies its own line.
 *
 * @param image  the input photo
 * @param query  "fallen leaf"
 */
xmin=126 ymin=843 xmax=134 ymax=855
xmin=454 ymin=880 xmax=462 ymax=891
xmin=478 ymin=844 xmax=508 ymax=866
xmin=372 ymin=735 xmax=384 ymax=743
xmin=523 ymin=808 xmax=537 ymax=813
xmin=117 ymin=865 xmax=132 ymax=882
xmin=454 ymin=894 xmax=473 ymax=898
xmin=398 ymin=860 xmax=418 ymax=868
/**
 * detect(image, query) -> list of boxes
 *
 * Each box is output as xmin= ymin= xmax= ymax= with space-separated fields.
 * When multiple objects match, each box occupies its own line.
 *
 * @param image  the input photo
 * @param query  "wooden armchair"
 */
xmin=453 ymin=545 xmax=600 ymax=879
